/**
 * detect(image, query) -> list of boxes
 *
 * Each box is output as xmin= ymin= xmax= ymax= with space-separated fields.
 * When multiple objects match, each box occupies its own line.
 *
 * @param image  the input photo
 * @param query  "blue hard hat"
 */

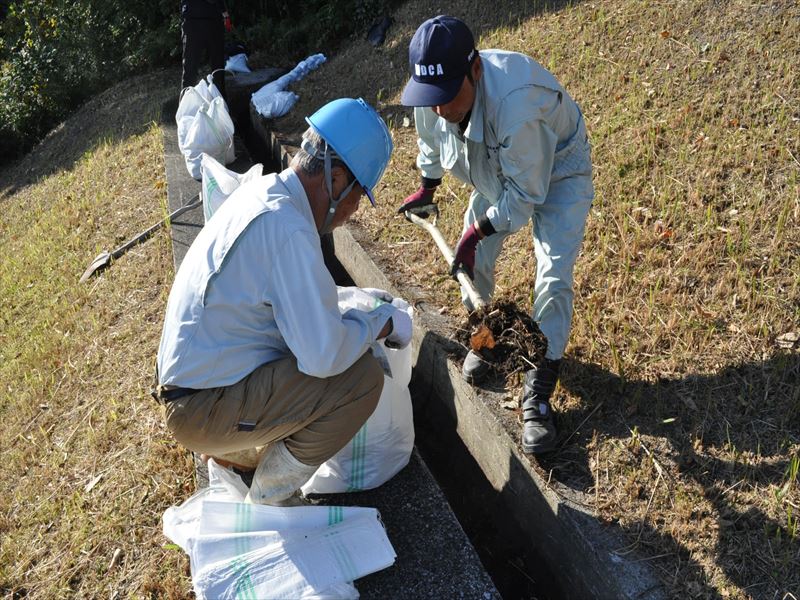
xmin=306 ymin=98 xmax=393 ymax=205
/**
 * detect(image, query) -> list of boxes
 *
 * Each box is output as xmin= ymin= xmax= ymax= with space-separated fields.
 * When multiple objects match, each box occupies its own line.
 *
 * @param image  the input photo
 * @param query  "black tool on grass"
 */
xmin=79 ymin=194 xmax=201 ymax=283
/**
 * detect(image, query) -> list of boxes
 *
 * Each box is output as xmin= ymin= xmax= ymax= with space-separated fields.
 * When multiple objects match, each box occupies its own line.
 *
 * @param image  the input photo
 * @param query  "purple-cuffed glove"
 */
xmin=451 ymin=216 xmax=496 ymax=280
xmin=451 ymin=222 xmax=481 ymax=280
xmin=397 ymin=186 xmax=436 ymax=218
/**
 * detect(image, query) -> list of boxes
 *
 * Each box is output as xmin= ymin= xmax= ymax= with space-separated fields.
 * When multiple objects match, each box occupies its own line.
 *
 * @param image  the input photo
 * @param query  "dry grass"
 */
xmin=274 ymin=0 xmax=799 ymax=597
xmin=0 ymin=69 xmax=195 ymax=598
xmin=0 ymin=0 xmax=797 ymax=598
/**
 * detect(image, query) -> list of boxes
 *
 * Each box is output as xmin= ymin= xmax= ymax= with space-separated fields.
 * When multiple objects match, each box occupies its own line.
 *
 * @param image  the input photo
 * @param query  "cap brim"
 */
xmin=400 ymin=76 xmax=463 ymax=107
xmin=364 ymin=186 xmax=376 ymax=207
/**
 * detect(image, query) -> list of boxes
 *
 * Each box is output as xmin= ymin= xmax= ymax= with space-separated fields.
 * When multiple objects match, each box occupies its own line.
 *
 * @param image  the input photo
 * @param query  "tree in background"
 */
xmin=0 ymin=0 xmax=177 ymax=163
xmin=0 ymin=0 xmax=399 ymax=166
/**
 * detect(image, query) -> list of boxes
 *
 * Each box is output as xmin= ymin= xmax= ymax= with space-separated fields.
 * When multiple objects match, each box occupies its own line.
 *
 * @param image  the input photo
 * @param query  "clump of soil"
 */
xmin=455 ymin=300 xmax=547 ymax=382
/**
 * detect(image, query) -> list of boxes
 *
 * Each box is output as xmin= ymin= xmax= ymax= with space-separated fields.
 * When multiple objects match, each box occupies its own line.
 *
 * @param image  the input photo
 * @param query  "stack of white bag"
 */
xmin=303 ymin=286 xmax=415 ymax=494
xmin=163 ymin=460 xmax=397 ymax=600
xmin=200 ymin=153 xmax=263 ymax=223
xmin=177 ymin=74 xmax=236 ymax=179
xmin=251 ymin=53 xmax=327 ymax=119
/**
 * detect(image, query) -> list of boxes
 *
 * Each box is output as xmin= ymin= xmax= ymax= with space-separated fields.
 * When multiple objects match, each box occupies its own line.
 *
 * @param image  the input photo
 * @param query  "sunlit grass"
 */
xmin=0 ymin=115 xmax=193 ymax=597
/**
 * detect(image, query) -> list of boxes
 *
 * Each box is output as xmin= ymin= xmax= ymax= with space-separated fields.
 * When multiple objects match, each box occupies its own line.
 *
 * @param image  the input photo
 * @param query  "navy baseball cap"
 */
xmin=401 ymin=15 xmax=476 ymax=107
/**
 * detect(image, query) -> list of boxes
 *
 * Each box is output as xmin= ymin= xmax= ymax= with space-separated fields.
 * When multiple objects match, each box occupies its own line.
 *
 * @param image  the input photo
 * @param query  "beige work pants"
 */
xmin=164 ymin=353 xmax=383 ymax=467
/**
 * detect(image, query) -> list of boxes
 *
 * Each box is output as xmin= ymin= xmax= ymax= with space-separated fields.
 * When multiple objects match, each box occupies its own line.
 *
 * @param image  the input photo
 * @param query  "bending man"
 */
xmin=399 ymin=16 xmax=594 ymax=454
xmin=155 ymin=98 xmax=410 ymax=505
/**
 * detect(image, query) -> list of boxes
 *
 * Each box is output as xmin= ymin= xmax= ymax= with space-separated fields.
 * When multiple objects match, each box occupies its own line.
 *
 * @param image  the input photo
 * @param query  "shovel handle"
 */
xmin=404 ymin=211 xmax=485 ymax=310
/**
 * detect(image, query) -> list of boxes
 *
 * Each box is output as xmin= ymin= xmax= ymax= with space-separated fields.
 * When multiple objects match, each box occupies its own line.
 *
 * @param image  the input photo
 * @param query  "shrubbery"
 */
xmin=0 ymin=0 xmax=177 ymax=164
xmin=0 ymin=0 xmax=400 ymax=167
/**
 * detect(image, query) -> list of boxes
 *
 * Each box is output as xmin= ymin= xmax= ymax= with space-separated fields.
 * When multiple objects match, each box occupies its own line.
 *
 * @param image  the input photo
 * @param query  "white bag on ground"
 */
xmin=163 ymin=460 xmax=248 ymax=550
xmin=191 ymin=511 xmax=393 ymax=600
xmin=163 ymin=477 xmax=394 ymax=599
xmin=201 ymin=153 xmax=263 ymax=222
xmin=177 ymin=74 xmax=235 ymax=179
xmin=225 ymin=52 xmax=251 ymax=73
xmin=176 ymin=75 xmax=225 ymax=149
xmin=251 ymin=53 xmax=326 ymax=118
xmin=302 ymin=287 xmax=415 ymax=494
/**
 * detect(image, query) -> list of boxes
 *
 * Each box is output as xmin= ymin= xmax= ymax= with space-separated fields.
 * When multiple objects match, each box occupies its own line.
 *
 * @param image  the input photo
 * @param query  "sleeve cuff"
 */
xmin=477 ymin=214 xmax=497 ymax=237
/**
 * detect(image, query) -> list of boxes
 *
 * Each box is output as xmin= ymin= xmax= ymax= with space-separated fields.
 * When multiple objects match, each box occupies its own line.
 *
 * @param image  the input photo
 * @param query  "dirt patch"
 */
xmin=455 ymin=300 xmax=548 ymax=383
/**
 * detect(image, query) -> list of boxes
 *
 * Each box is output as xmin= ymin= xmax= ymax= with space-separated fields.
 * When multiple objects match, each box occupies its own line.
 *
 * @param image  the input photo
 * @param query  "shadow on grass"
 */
xmin=411 ymin=321 xmax=798 ymax=598
xmin=547 ymin=353 xmax=800 ymax=597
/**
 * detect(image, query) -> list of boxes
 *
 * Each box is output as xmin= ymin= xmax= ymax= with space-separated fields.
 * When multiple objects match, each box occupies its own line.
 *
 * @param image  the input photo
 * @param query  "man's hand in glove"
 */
xmin=384 ymin=307 xmax=413 ymax=349
xmin=451 ymin=215 xmax=496 ymax=280
xmin=397 ymin=186 xmax=436 ymax=219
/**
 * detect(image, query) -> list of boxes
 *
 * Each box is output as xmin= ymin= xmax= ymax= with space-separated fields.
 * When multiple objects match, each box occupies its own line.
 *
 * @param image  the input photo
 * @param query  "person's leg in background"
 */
xmin=181 ymin=18 xmax=205 ymax=91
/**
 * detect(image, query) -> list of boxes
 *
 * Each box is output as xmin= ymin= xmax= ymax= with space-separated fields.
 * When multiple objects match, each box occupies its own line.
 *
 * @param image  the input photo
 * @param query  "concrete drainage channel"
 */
xmin=164 ymin=69 xmax=669 ymax=599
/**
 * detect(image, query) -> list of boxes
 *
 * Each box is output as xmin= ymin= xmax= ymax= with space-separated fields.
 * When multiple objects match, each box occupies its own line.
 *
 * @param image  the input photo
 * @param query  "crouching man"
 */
xmin=154 ymin=98 xmax=409 ymax=505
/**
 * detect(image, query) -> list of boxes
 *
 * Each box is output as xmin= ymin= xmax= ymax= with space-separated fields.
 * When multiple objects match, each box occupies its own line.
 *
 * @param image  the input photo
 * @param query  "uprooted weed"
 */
xmin=454 ymin=300 xmax=548 ymax=383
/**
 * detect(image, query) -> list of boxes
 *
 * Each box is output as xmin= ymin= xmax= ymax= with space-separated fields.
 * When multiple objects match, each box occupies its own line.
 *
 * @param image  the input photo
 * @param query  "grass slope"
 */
xmin=276 ymin=0 xmax=799 ymax=597
xmin=0 ymin=69 xmax=195 ymax=598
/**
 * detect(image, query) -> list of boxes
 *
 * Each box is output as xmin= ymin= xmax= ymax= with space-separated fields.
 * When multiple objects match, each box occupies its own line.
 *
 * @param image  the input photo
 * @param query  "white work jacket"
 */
xmin=157 ymin=168 xmax=395 ymax=389
xmin=414 ymin=49 xmax=591 ymax=234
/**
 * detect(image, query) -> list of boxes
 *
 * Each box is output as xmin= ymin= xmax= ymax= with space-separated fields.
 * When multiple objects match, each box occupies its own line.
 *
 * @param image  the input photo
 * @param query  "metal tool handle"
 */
xmin=111 ymin=195 xmax=201 ymax=259
xmin=405 ymin=211 xmax=485 ymax=310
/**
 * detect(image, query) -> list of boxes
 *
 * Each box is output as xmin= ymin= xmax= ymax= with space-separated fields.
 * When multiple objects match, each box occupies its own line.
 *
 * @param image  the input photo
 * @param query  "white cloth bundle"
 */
xmin=251 ymin=53 xmax=327 ymax=119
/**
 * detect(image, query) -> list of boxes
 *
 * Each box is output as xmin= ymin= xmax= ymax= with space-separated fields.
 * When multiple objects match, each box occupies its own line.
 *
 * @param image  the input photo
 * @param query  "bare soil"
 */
xmin=455 ymin=301 xmax=548 ymax=383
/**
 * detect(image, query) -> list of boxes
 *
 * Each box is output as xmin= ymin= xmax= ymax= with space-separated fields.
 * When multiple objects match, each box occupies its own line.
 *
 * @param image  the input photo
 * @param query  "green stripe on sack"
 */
xmin=205 ymin=174 xmax=219 ymax=198
xmin=232 ymin=557 xmax=257 ymax=600
xmin=235 ymin=502 xmax=251 ymax=533
xmin=357 ymin=423 xmax=368 ymax=489
xmin=347 ymin=424 xmax=367 ymax=491
xmin=328 ymin=505 xmax=343 ymax=526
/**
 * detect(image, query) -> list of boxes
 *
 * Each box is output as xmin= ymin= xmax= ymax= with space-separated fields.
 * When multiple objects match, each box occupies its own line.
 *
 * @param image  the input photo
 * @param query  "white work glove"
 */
xmin=385 ymin=306 xmax=412 ymax=349
xmin=390 ymin=297 xmax=410 ymax=311
xmin=360 ymin=287 xmax=394 ymax=304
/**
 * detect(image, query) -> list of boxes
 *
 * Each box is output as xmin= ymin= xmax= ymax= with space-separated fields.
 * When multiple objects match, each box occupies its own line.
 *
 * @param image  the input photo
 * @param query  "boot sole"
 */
xmin=522 ymin=439 xmax=557 ymax=454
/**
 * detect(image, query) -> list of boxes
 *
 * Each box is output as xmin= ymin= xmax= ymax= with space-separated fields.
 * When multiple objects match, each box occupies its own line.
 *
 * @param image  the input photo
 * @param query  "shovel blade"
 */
xmin=79 ymin=251 xmax=112 ymax=283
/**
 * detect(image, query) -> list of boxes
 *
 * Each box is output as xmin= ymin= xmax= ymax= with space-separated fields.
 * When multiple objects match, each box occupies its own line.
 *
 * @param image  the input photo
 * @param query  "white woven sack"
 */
xmin=176 ymin=75 xmax=226 ymax=150
xmin=182 ymin=96 xmax=235 ymax=180
xmin=302 ymin=287 xmax=415 ymax=494
xmin=200 ymin=153 xmax=263 ymax=222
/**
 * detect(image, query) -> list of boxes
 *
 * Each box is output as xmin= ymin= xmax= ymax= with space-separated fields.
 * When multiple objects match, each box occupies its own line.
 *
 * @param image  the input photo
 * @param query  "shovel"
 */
xmin=404 ymin=210 xmax=486 ymax=310
xmin=79 ymin=194 xmax=201 ymax=283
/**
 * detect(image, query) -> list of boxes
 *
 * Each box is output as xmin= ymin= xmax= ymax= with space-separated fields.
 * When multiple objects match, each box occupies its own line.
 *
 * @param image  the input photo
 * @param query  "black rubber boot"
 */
xmin=462 ymin=349 xmax=491 ymax=385
xmin=521 ymin=358 xmax=561 ymax=454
